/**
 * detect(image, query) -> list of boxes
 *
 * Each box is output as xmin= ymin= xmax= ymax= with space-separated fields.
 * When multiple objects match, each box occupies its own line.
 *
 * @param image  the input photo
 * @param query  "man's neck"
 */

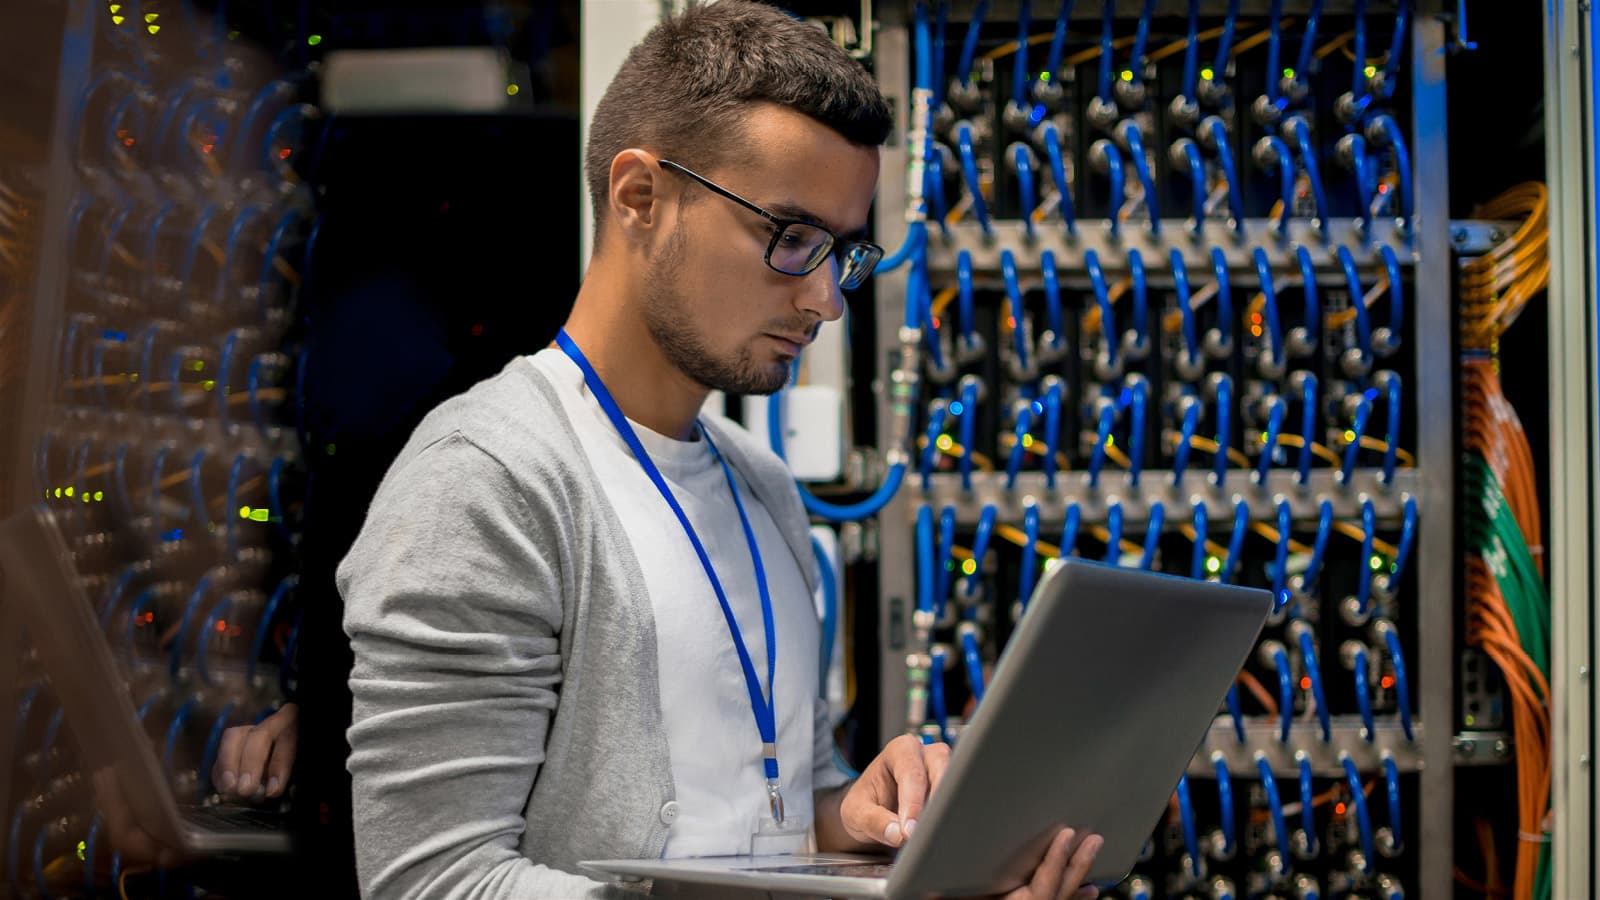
xmin=562 ymin=279 xmax=708 ymax=442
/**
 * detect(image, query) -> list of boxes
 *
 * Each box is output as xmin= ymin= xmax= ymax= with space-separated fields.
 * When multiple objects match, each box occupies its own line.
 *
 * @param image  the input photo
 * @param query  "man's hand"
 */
xmin=991 ymin=827 xmax=1104 ymax=900
xmin=212 ymin=702 xmax=298 ymax=800
xmin=91 ymin=767 xmax=184 ymax=869
xmin=835 ymin=734 xmax=951 ymax=849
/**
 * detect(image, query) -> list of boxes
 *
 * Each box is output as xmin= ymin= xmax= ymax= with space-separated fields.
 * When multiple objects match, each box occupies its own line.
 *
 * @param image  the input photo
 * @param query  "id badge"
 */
xmin=750 ymin=809 xmax=811 ymax=856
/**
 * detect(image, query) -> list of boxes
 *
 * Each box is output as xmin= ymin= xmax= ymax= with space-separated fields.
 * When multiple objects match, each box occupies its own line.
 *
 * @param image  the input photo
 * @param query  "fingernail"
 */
xmin=905 ymin=819 xmax=917 ymax=837
xmin=219 ymin=772 xmax=236 ymax=792
xmin=266 ymin=777 xmax=281 ymax=796
xmin=237 ymin=773 xmax=254 ymax=795
xmin=253 ymin=783 xmax=265 ymax=799
xmin=884 ymin=821 xmax=903 ymax=845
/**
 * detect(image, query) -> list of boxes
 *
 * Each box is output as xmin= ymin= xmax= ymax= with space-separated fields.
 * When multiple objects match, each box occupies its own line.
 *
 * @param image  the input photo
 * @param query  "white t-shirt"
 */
xmin=530 ymin=349 xmax=851 ymax=858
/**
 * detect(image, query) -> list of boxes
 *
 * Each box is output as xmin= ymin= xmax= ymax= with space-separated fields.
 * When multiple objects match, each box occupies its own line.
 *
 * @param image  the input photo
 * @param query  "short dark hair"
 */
xmin=585 ymin=0 xmax=892 ymax=247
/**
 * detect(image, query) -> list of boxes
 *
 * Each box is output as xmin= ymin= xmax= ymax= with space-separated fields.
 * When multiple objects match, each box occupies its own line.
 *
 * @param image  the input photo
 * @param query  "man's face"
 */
xmin=642 ymin=102 xmax=880 ymax=396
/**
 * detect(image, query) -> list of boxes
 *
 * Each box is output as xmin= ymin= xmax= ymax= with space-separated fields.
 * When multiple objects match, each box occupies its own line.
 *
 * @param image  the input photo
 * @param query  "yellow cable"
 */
xmin=1252 ymin=521 xmax=1312 ymax=555
xmin=931 ymin=285 xmax=960 ymax=319
xmin=1167 ymin=432 xmax=1253 ymax=469
xmin=916 ymin=435 xmax=996 ymax=472
xmin=1334 ymin=520 xmax=1401 ymax=558
xmin=996 ymin=523 xmax=1062 ymax=558
xmin=1178 ymin=525 xmax=1229 ymax=559
xmin=1275 ymin=433 xmax=1343 ymax=467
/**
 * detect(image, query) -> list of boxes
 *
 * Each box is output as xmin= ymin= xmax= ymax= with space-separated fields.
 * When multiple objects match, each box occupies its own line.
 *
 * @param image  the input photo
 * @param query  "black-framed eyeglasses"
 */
xmin=658 ymin=159 xmax=883 ymax=291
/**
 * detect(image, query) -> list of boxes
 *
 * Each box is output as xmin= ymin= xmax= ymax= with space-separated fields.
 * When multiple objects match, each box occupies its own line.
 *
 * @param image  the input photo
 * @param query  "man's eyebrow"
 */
xmin=767 ymin=201 xmax=843 ymax=234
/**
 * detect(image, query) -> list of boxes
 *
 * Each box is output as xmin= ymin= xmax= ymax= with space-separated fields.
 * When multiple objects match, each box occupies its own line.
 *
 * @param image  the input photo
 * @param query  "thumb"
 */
xmin=855 ymin=802 xmax=908 ymax=848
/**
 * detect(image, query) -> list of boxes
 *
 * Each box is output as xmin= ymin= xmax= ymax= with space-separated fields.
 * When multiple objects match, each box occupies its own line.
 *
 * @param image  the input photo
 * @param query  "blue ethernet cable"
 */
xmin=1040 ymin=123 xmax=1077 ymax=236
xmin=1212 ymin=373 xmax=1234 ymax=487
xmin=1387 ymin=495 xmax=1418 ymax=592
xmin=1222 ymin=499 xmax=1249 ymax=582
xmin=1273 ymin=498 xmax=1292 ymax=603
xmin=175 ymin=572 xmax=221 ymax=678
xmin=1292 ymin=0 xmax=1326 ymax=93
xmin=1118 ymin=122 xmax=1161 ymax=235
xmin=956 ymin=0 xmax=990 ymax=88
xmin=958 ymin=249 xmax=977 ymax=350
xmin=1295 ymin=245 xmax=1321 ymax=348
xmin=1354 ymin=643 xmax=1376 ymax=739
xmin=1019 ymin=503 xmax=1041 ymax=608
xmin=1295 ymin=752 xmax=1319 ymax=855
xmin=966 ymin=504 xmax=998 ymax=598
xmin=1379 ymin=244 xmax=1405 ymax=353
xmin=1256 ymin=754 xmax=1291 ymax=877
xmin=1258 ymin=393 xmax=1286 ymax=486
xmin=956 ymin=123 xmax=992 ymax=235
xmin=1259 ymin=135 xmax=1296 ymax=240
xmin=1213 ymin=753 xmax=1236 ymax=856
xmin=1264 ymin=0 xmax=1286 ymax=108
xmin=1093 ymin=142 xmax=1127 ymax=241
xmin=249 ymin=575 xmax=298 ymax=684
xmin=814 ymin=536 xmax=838 ymax=692
xmin=1378 ymin=0 xmax=1410 ymax=100
xmin=1189 ymin=499 xmax=1210 ymax=581
xmin=1088 ymin=402 xmax=1115 ymax=490
xmin=1381 ymin=622 xmax=1415 ymax=741
xmin=1381 ymin=373 xmax=1402 ymax=484
xmin=1382 ymin=751 xmax=1404 ymax=851
xmin=1011 ymin=0 xmax=1033 ymax=108
xmin=1126 ymin=377 xmax=1148 ymax=488
xmin=1128 ymin=248 xmax=1150 ymax=354
xmin=958 ymin=380 xmax=979 ymax=492
xmin=163 ymin=696 xmax=199 ymax=770
xmin=1358 ymin=496 xmax=1377 ymax=617
xmin=916 ymin=504 xmax=936 ymax=626
xmin=1336 ymin=245 xmax=1374 ymax=366
xmin=1272 ymin=643 xmax=1294 ymax=743
xmin=1104 ymin=499 xmax=1123 ymax=565
xmin=927 ymin=151 xmax=950 ymax=239
xmin=1013 ymin=144 xmax=1036 ymax=240
xmin=1096 ymin=0 xmax=1115 ymax=104
xmin=1289 ymin=118 xmax=1331 ymax=242
xmin=959 ymin=623 xmax=985 ymax=702
xmin=1177 ymin=139 xmax=1206 ymax=236
xmin=932 ymin=1 xmax=948 ymax=110
xmin=1212 ymin=0 xmax=1242 ymax=80
xmin=1367 ymin=115 xmax=1414 ymax=233
xmin=1303 ymin=498 xmax=1334 ymax=590
xmin=1179 ymin=0 xmax=1201 ymax=104
xmin=1210 ymin=246 xmax=1235 ymax=351
xmin=1253 ymin=247 xmax=1286 ymax=370
xmin=1043 ymin=380 xmax=1064 ymax=490
xmin=1060 ymin=503 xmax=1082 ymax=559
xmin=1173 ymin=399 xmax=1199 ymax=486
xmin=1139 ymin=502 xmax=1164 ymax=571
xmin=1340 ymin=393 xmax=1374 ymax=486
xmin=1172 ymin=250 xmax=1200 ymax=365
xmin=1005 ymin=403 xmax=1034 ymax=491
xmin=1044 ymin=0 xmax=1074 ymax=90
xmin=921 ymin=403 xmax=948 ymax=491
xmin=1085 ymin=249 xmax=1118 ymax=369
xmin=1351 ymin=0 xmax=1369 ymax=102
xmin=1001 ymin=249 xmax=1028 ymax=373
xmin=196 ymin=594 xmax=233 ymax=686
xmin=1298 ymin=626 xmax=1333 ymax=742
xmin=1340 ymin=754 xmax=1376 ymax=872
xmin=1176 ymin=775 xmax=1202 ymax=879
xmin=1041 ymin=252 xmax=1064 ymax=353
xmin=929 ymin=645 xmax=949 ymax=741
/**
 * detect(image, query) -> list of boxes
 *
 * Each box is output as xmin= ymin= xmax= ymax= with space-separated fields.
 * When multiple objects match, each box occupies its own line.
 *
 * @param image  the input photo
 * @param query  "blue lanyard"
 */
xmin=555 ymin=330 xmax=787 ymax=825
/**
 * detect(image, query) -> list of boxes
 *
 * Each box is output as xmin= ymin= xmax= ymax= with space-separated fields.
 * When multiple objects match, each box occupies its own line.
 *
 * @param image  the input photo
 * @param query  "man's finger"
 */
xmin=265 ymin=736 xmax=296 ymax=798
xmin=236 ymin=726 xmax=276 ymax=797
xmin=1025 ymin=827 xmax=1074 ymax=900
xmin=843 ymin=791 xmax=909 ymax=847
xmin=1067 ymin=888 xmax=1100 ymax=900
xmin=884 ymin=735 xmax=931 ymax=830
xmin=213 ymin=726 xmax=247 ymax=795
xmin=922 ymin=742 xmax=951 ymax=798
xmin=1055 ymin=834 xmax=1103 ymax=900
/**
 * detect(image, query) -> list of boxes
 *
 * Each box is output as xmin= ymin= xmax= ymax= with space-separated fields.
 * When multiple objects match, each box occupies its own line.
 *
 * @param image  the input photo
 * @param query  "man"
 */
xmin=335 ymin=3 xmax=1103 ymax=897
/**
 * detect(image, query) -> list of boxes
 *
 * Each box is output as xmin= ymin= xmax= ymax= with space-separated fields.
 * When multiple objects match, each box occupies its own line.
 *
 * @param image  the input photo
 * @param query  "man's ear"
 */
xmin=608 ymin=150 xmax=666 ymax=241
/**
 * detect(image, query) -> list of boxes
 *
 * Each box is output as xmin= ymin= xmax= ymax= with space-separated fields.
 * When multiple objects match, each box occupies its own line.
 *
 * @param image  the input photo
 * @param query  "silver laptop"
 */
xmin=583 ymin=557 xmax=1272 ymax=899
xmin=0 ymin=506 xmax=291 ymax=854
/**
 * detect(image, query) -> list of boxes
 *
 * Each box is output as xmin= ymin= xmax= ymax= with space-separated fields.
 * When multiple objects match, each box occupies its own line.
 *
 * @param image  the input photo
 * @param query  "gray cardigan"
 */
xmin=339 ymin=357 xmax=822 ymax=899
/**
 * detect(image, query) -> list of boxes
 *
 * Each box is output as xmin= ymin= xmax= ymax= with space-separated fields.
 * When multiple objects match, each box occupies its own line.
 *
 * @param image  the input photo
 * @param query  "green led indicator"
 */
xmin=1120 ymin=70 xmax=1134 ymax=83
xmin=307 ymin=34 xmax=323 ymax=46
xmin=1364 ymin=65 xmax=1377 ymax=78
xmin=77 ymin=841 xmax=86 ymax=861
xmin=1205 ymin=556 xmax=1222 ymax=575
xmin=1369 ymin=555 xmax=1385 ymax=571
xmin=1200 ymin=67 xmax=1215 ymax=81
xmin=1282 ymin=67 xmax=1296 ymax=80
xmin=239 ymin=506 xmax=253 ymax=519
xmin=250 ymin=508 xmax=270 ymax=522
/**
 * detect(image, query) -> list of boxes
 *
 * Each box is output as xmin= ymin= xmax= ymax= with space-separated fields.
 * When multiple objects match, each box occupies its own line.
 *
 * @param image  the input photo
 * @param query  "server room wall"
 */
xmin=0 ymin=2 xmax=579 ymax=897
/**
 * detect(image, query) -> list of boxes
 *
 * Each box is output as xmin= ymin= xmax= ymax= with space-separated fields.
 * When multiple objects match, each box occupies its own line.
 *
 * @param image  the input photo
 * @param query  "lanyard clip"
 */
xmin=767 ymin=780 xmax=786 ymax=826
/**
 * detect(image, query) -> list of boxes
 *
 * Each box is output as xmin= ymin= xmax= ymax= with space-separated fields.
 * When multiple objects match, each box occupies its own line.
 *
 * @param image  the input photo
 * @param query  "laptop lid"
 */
xmin=886 ymin=558 xmax=1272 ymax=898
xmin=0 ymin=506 xmax=288 ymax=854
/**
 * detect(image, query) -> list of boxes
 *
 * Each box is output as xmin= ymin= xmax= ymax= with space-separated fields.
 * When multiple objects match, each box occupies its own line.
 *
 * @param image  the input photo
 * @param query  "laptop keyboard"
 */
xmin=180 ymin=805 xmax=286 ymax=831
xmin=737 ymin=862 xmax=895 ymax=878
